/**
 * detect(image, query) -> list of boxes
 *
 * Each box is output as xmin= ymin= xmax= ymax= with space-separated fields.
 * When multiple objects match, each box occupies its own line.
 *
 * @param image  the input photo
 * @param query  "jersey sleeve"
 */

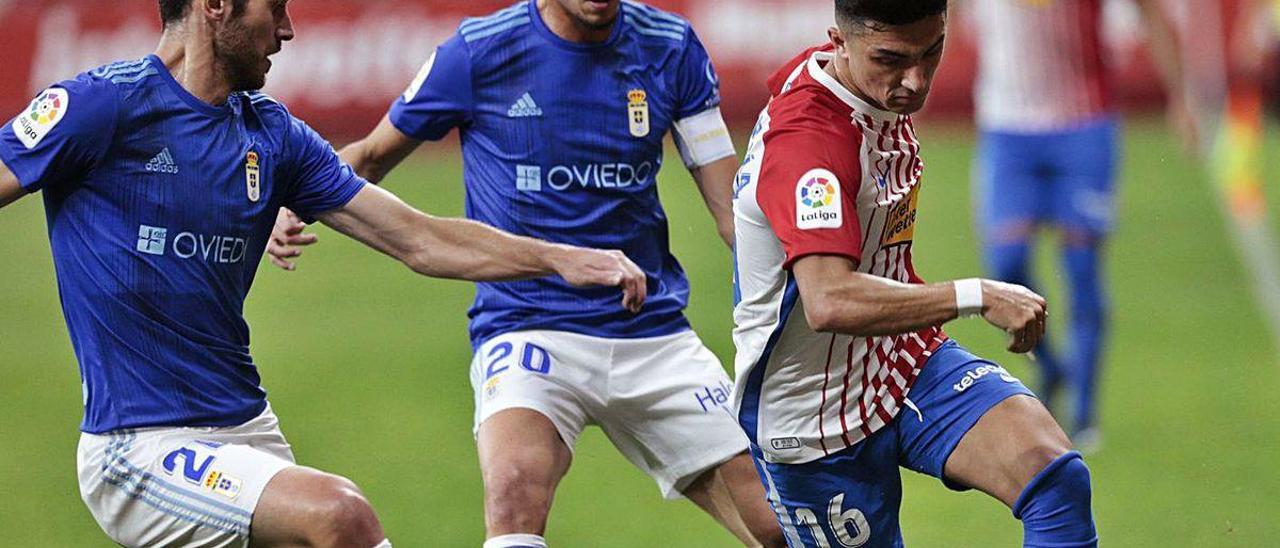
xmin=280 ymin=116 xmax=368 ymax=219
xmin=0 ymin=74 xmax=117 ymax=193
xmin=388 ymin=33 xmax=474 ymax=141
xmin=756 ymin=123 xmax=863 ymax=269
xmin=673 ymin=27 xmax=722 ymax=120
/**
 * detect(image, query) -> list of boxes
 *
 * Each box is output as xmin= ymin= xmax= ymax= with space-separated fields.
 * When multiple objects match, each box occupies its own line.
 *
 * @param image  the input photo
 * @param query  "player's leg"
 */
xmin=477 ymin=409 xmax=573 ymax=545
xmin=470 ymin=331 xmax=595 ymax=546
xmin=1050 ymin=118 xmax=1119 ymax=442
xmin=976 ymin=130 xmax=1066 ymax=405
xmin=250 ymin=467 xmax=387 ymax=547
xmin=599 ymin=331 xmax=784 ymax=547
xmin=894 ymin=341 xmax=1095 ymax=547
xmin=682 ymin=453 xmax=786 ymax=547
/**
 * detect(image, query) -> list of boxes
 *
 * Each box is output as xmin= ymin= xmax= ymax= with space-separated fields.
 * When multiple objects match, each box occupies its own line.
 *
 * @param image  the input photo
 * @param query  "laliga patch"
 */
xmin=203 ymin=470 xmax=243 ymax=500
xmin=882 ymin=184 xmax=920 ymax=245
xmin=403 ymin=51 xmax=437 ymax=102
xmin=627 ymin=89 xmax=650 ymax=138
xmin=245 ymin=151 xmax=261 ymax=202
xmin=13 ymin=88 xmax=69 ymax=149
xmin=795 ymin=168 xmax=842 ymax=230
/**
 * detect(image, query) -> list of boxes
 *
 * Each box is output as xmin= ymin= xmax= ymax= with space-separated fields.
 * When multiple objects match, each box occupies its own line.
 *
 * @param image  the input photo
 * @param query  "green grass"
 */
xmin=2 ymin=120 xmax=1277 ymax=546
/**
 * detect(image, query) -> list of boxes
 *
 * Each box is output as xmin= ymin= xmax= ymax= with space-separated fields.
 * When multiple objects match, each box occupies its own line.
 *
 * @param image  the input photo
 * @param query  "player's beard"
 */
xmin=213 ymin=17 xmax=267 ymax=92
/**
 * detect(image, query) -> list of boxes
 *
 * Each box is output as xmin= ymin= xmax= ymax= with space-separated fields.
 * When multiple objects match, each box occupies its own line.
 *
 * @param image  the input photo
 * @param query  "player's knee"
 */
xmin=751 ymin=519 xmax=788 ymax=548
xmin=308 ymin=476 xmax=384 ymax=547
xmin=1013 ymin=451 xmax=1097 ymax=547
xmin=483 ymin=464 xmax=555 ymax=529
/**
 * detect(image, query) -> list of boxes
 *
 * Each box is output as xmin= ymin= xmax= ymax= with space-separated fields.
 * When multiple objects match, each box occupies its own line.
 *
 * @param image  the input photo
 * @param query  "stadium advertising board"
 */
xmin=0 ymin=1 xmax=1170 ymax=138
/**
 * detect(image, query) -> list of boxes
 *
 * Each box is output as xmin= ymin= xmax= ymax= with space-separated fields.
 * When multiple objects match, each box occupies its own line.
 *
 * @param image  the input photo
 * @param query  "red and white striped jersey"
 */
xmin=732 ymin=46 xmax=947 ymax=464
xmin=971 ymin=0 xmax=1111 ymax=131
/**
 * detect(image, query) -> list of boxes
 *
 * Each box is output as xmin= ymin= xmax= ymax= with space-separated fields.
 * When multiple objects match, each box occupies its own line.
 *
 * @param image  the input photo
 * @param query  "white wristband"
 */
xmin=954 ymin=278 xmax=984 ymax=318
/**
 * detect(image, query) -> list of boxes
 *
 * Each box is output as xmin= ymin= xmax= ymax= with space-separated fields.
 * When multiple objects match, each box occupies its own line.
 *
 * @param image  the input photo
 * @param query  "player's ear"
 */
xmin=199 ymin=0 xmax=231 ymax=24
xmin=828 ymin=26 xmax=847 ymax=56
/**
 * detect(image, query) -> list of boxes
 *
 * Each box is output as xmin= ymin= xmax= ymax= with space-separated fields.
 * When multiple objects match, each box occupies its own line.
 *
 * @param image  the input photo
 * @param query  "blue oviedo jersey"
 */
xmin=390 ymin=0 xmax=723 ymax=347
xmin=0 ymin=55 xmax=367 ymax=433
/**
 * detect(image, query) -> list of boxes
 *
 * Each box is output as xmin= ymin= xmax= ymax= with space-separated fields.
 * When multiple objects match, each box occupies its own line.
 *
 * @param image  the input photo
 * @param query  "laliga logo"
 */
xmin=800 ymin=177 xmax=836 ymax=209
xmin=29 ymin=91 xmax=63 ymax=125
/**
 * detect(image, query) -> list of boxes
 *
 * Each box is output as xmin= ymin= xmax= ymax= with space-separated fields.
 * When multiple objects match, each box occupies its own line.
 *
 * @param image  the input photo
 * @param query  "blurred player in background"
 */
xmin=732 ymin=0 xmax=1097 ymax=545
xmin=0 ymin=0 xmax=645 ymax=545
xmin=969 ymin=0 xmax=1187 ymax=446
xmin=267 ymin=1 xmax=784 ymax=546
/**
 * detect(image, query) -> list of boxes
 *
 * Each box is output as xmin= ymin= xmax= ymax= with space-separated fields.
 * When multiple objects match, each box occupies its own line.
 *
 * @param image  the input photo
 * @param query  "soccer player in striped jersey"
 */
xmin=266 ymin=1 xmax=784 ymax=547
xmin=0 ymin=0 xmax=646 ymax=546
xmin=732 ymin=1 xmax=1096 ymax=546
xmin=969 ymin=0 xmax=1186 ymax=446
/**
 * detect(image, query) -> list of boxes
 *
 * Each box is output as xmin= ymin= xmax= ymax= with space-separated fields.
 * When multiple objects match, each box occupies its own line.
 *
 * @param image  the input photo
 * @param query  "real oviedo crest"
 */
xmin=627 ymin=89 xmax=650 ymax=138
xmin=245 ymin=151 xmax=261 ymax=203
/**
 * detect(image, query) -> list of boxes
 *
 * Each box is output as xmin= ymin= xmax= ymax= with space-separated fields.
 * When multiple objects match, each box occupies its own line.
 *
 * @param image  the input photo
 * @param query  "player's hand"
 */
xmin=549 ymin=246 xmax=647 ymax=313
xmin=979 ymin=279 xmax=1047 ymax=354
xmin=266 ymin=207 xmax=318 ymax=271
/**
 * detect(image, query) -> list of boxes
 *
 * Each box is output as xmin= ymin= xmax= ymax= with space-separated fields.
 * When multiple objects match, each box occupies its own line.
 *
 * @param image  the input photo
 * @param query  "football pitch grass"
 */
xmin=1 ymin=120 xmax=1277 ymax=546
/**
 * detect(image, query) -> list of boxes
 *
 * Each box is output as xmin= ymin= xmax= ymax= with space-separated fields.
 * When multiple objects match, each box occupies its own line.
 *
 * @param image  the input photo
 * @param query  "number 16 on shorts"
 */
xmin=789 ymin=494 xmax=872 ymax=548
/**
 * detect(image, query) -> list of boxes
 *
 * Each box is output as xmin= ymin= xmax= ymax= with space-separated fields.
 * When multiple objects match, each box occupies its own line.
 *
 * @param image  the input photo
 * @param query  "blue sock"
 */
xmin=1062 ymin=243 xmax=1107 ymax=431
xmin=985 ymin=240 xmax=1065 ymax=405
xmin=1013 ymin=451 xmax=1098 ymax=547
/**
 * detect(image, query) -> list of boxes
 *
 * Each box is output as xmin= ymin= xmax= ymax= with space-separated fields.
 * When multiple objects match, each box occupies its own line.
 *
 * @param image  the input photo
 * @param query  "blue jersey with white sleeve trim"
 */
xmin=0 ymin=55 xmax=367 ymax=433
xmin=389 ymin=0 xmax=724 ymax=347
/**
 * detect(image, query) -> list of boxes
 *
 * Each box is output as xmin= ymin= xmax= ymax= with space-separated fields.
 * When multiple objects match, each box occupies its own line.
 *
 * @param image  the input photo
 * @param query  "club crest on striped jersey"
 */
xmin=13 ymin=88 xmax=68 ymax=149
xmin=796 ymin=169 xmax=841 ymax=230
xmin=627 ymin=89 xmax=650 ymax=138
xmin=245 ymin=151 xmax=261 ymax=203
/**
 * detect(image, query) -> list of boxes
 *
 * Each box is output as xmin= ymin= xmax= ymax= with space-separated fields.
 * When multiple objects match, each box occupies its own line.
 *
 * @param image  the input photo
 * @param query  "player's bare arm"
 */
xmin=315 ymin=183 xmax=646 ymax=312
xmin=267 ymin=116 xmax=423 ymax=269
xmin=792 ymin=254 xmax=1046 ymax=353
xmin=0 ymin=159 xmax=26 ymax=209
xmin=339 ymin=115 xmax=423 ymax=185
xmin=689 ymin=156 xmax=739 ymax=248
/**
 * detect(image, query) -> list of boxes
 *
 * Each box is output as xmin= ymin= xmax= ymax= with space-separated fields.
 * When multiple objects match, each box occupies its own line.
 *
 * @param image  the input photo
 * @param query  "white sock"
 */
xmin=372 ymin=540 xmax=392 ymax=548
xmin=483 ymin=533 xmax=548 ymax=548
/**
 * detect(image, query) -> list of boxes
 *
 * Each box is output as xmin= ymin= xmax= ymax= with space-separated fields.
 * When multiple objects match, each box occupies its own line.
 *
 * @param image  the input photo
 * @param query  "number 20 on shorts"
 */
xmin=485 ymin=341 xmax=552 ymax=380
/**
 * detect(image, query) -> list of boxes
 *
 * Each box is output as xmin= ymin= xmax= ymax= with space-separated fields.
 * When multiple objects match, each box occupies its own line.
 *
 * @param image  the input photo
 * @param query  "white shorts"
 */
xmin=470 ymin=329 xmax=749 ymax=499
xmin=77 ymin=404 xmax=296 ymax=547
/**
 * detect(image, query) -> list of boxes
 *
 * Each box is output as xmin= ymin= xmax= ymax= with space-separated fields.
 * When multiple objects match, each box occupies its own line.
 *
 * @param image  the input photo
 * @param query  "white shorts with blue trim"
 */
xmin=470 ymin=329 xmax=749 ymax=499
xmin=76 ymin=404 xmax=295 ymax=547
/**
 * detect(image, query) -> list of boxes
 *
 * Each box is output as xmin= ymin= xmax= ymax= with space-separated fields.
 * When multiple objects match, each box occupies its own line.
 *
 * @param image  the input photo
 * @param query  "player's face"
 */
xmin=214 ymin=0 xmax=295 ymax=91
xmin=829 ymin=14 xmax=947 ymax=115
xmin=552 ymin=0 xmax=622 ymax=30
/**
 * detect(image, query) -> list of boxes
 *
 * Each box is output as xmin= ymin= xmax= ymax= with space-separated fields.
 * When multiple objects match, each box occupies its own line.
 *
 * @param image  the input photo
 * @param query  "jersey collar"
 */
xmin=148 ymin=54 xmax=234 ymax=118
xmin=806 ymin=51 xmax=898 ymax=123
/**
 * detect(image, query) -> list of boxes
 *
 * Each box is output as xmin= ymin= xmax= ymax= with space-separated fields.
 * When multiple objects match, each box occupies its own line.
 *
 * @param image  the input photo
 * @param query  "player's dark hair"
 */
xmin=835 ymin=0 xmax=948 ymax=31
xmin=159 ymin=0 xmax=248 ymax=28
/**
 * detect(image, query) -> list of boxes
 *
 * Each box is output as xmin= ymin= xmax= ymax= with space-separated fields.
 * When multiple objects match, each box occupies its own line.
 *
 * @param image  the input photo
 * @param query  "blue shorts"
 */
xmin=753 ymin=340 xmax=1035 ymax=548
xmin=976 ymin=118 xmax=1119 ymax=237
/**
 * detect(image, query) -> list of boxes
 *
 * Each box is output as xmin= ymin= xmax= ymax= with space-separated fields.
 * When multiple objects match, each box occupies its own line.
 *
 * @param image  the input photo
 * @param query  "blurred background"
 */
xmin=1 ymin=0 xmax=1278 ymax=546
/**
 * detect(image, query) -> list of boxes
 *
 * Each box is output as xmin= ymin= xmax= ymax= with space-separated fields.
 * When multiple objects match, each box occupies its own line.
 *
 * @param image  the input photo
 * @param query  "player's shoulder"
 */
xmin=235 ymin=91 xmax=305 ymax=150
xmin=621 ymin=0 xmax=692 ymax=45
xmin=82 ymin=57 xmax=165 ymax=97
xmin=456 ymin=1 xmax=534 ymax=46
xmin=763 ymin=48 xmax=862 ymax=148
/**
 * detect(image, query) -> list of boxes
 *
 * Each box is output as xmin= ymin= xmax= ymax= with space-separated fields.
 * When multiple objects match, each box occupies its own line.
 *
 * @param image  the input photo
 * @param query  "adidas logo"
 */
xmin=507 ymin=93 xmax=543 ymax=118
xmin=145 ymin=147 xmax=179 ymax=174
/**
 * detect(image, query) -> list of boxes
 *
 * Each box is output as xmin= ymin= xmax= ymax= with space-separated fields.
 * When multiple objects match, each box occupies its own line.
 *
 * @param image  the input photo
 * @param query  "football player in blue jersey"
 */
xmin=267 ymin=1 xmax=785 ymax=546
xmin=0 ymin=0 xmax=646 ymax=546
